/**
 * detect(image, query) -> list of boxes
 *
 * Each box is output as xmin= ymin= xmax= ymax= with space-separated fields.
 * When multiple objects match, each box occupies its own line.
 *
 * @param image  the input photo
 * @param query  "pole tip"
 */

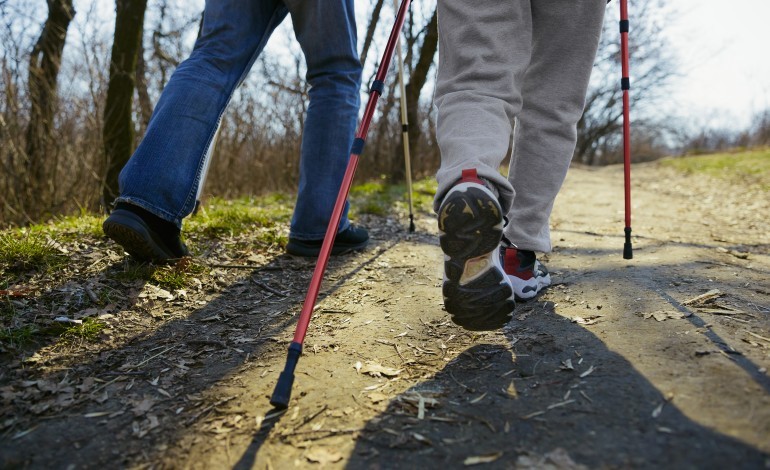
xmin=623 ymin=243 xmax=633 ymax=260
xmin=269 ymin=371 xmax=294 ymax=409
xmin=623 ymin=227 xmax=633 ymax=260
xmin=408 ymin=215 xmax=415 ymax=233
xmin=269 ymin=342 xmax=302 ymax=409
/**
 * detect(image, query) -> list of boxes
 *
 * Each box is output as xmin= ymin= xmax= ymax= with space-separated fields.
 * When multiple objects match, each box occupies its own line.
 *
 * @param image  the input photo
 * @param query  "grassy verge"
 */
xmin=349 ymin=176 xmax=437 ymax=217
xmin=0 ymin=177 xmax=437 ymax=353
xmin=660 ymin=147 xmax=770 ymax=190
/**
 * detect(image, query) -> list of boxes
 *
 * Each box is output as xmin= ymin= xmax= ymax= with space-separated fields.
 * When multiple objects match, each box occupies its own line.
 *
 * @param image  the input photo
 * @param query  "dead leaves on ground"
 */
xmin=643 ymin=310 xmax=691 ymax=322
xmin=643 ymin=289 xmax=751 ymax=322
xmin=682 ymin=289 xmax=745 ymax=315
xmin=358 ymin=361 xmax=402 ymax=378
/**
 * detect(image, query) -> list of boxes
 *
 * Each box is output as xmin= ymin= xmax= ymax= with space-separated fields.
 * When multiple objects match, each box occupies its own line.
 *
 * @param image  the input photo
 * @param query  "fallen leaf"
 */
xmin=139 ymin=285 xmax=175 ymax=301
xmin=354 ymin=361 xmax=362 ymax=374
xmin=464 ymin=453 xmax=503 ymax=466
xmin=131 ymin=396 xmax=156 ymax=416
xmin=516 ymin=448 xmax=587 ymax=470
xmin=305 ymin=447 xmax=343 ymax=465
xmin=367 ymin=392 xmax=389 ymax=404
xmin=470 ymin=392 xmax=487 ymax=404
xmin=579 ymin=365 xmax=595 ymax=378
xmin=571 ymin=315 xmax=601 ymax=325
xmin=360 ymin=361 xmax=401 ymax=378
xmin=504 ymin=381 xmax=518 ymax=399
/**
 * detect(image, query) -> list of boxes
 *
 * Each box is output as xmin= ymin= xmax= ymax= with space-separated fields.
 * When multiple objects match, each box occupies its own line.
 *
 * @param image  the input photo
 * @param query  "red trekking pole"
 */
xmin=620 ymin=0 xmax=633 ymax=260
xmin=270 ymin=0 xmax=412 ymax=409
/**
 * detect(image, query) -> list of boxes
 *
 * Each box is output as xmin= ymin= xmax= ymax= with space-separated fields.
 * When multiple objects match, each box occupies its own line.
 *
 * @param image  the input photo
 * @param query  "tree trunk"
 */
xmin=102 ymin=0 xmax=148 ymax=208
xmin=24 ymin=0 xmax=75 ymax=217
xmin=404 ymin=8 xmax=437 ymax=164
xmin=135 ymin=18 xmax=153 ymax=135
xmin=359 ymin=0 xmax=385 ymax=68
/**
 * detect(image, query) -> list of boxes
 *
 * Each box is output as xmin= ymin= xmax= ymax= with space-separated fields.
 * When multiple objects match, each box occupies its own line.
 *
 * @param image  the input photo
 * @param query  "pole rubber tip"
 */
xmin=269 ymin=371 xmax=294 ymax=409
xmin=269 ymin=342 xmax=302 ymax=409
xmin=623 ymin=227 xmax=633 ymax=260
xmin=623 ymin=242 xmax=633 ymax=260
xmin=408 ymin=215 xmax=415 ymax=233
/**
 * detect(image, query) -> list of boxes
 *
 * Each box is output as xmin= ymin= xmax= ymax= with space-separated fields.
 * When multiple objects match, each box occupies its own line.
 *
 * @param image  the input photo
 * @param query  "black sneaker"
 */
xmin=501 ymin=245 xmax=552 ymax=300
xmin=103 ymin=203 xmax=189 ymax=263
xmin=438 ymin=169 xmax=515 ymax=331
xmin=285 ymin=224 xmax=369 ymax=257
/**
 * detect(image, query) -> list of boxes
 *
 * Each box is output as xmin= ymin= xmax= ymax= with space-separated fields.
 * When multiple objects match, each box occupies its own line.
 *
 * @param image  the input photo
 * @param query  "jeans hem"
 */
xmin=115 ymin=197 xmax=183 ymax=229
xmin=289 ymin=219 xmax=350 ymax=240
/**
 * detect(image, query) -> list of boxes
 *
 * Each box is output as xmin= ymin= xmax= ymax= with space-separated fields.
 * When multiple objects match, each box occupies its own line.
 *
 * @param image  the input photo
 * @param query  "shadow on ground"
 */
xmin=345 ymin=303 xmax=769 ymax=469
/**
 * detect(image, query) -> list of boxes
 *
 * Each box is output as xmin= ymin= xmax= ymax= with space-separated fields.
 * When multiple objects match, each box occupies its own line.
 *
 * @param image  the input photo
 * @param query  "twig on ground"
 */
xmin=295 ymin=405 xmax=328 ymax=430
xmin=250 ymin=277 xmax=289 ymax=297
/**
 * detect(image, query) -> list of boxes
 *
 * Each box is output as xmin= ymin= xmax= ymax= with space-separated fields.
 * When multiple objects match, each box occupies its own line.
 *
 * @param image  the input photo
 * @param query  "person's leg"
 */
xmin=504 ymin=0 xmax=606 ymax=252
xmin=116 ymin=0 xmax=288 ymax=227
xmin=284 ymin=0 xmax=362 ymax=242
xmin=433 ymin=0 xmax=533 ymax=213
xmin=434 ymin=0 xmax=534 ymax=330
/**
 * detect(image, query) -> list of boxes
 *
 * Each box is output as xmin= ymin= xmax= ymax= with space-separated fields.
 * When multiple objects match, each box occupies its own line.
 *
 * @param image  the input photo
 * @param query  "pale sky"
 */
xmin=661 ymin=0 xmax=770 ymax=130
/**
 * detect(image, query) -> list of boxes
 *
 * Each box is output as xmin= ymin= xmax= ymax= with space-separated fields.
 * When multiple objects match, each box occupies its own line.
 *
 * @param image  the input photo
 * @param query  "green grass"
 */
xmin=0 ymin=324 xmax=38 ymax=349
xmin=51 ymin=213 xmax=105 ymax=239
xmin=187 ymin=195 xmax=293 ymax=238
xmin=661 ymin=147 xmax=770 ymax=190
xmin=60 ymin=318 xmax=106 ymax=342
xmin=0 ymin=177 xmax=444 ymax=353
xmin=0 ymin=231 xmax=67 ymax=273
xmin=0 ymin=296 xmax=37 ymax=350
xmin=349 ymin=176 xmax=437 ymax=217
xmin=114 ymin=260 xmax=206 ymax=291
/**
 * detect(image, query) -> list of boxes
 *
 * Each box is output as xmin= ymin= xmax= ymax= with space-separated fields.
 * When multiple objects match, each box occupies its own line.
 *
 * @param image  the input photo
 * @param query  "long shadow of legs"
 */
xmin=0 ymin=236 xmax=410 ymax=468
xmin=346 ymin=304 xmax=769 ymax=469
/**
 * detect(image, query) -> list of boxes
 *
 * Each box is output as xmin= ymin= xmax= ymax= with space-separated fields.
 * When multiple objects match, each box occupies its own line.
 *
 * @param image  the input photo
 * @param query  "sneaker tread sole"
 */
xmin=103 ymin=211 xmax=179 ymax=263
xmin=439 ymin=184 xmax=515 ymax=331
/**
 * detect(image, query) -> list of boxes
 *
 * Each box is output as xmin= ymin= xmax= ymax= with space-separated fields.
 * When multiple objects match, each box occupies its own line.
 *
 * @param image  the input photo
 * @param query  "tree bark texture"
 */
xmin=359 ymin=0 xmax=385 ymax=69
xmin=102 ymin=0 xmax=148 ymax=208
xmin=24 ymin=0 xmax=75 ymax=215
xmin=404 ymin=7 xmax=437 ymax=166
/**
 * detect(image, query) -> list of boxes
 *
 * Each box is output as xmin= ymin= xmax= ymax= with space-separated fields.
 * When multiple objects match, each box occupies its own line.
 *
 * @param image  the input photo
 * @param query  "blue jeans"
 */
xmin=117 ymin=0 xmax=361 ymax=240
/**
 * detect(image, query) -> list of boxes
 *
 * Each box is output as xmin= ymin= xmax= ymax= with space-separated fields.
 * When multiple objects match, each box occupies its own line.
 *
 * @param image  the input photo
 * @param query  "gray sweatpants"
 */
xmin=434 ymin=0 xmax=606 ymax=252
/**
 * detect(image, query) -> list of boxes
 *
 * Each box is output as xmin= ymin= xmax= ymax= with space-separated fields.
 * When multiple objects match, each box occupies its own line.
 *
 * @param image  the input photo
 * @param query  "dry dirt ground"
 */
xmin=1 ymin=162 xmax=769 ymax=469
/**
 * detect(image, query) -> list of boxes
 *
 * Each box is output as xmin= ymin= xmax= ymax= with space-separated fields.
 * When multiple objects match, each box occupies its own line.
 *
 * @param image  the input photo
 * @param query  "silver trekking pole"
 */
xmin=393 ymin=0 xmax=415 ymax=232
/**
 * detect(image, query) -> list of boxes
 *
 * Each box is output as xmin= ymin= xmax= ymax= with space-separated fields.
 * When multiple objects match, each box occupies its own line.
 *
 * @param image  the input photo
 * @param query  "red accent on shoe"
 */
xmin=460 ymin=168 xmax=484 ymax=185
xmin=503 ymin=247 xmax=534 ymax=280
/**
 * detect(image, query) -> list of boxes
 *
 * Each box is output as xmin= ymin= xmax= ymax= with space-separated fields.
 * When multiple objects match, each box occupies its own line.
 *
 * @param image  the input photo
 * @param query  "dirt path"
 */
xmin=2 ymin=162 xmax=769 ymax=469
